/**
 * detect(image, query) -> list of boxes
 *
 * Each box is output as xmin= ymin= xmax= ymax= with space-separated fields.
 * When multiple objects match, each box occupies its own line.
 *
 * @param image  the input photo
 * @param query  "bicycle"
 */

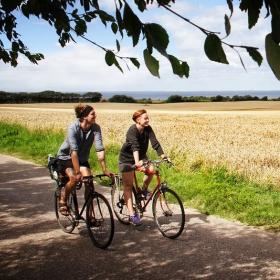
xmin=48 ymin=155 xmax=114 ymax=249
xmin=111 ymin=159 xmax=185 ymax=239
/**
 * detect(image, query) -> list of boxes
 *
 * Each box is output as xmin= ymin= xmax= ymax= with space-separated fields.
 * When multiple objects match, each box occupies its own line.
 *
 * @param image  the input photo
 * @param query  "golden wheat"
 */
xmin=1 ymin=104 xmax=280 ymax=186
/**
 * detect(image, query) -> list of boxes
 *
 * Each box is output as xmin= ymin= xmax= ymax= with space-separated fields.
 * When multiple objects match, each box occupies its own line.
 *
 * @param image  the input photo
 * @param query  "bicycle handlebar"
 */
xmin=132 ymin=158 xmax=173 ymax=170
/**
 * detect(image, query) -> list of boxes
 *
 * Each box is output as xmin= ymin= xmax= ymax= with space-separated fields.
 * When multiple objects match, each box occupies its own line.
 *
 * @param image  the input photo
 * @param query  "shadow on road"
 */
xmin=0 ymin=155 xmax=279 ymax=280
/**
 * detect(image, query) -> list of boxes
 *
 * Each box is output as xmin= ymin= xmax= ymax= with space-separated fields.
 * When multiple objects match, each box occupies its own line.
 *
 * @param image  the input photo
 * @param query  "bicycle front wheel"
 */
xmin=54 ymin=188 xmax=76 ymax=233
xmin=86 ymin=192 xmax=114 ymax=249
xmin=152 ymin=188 xmax=185 ymax=239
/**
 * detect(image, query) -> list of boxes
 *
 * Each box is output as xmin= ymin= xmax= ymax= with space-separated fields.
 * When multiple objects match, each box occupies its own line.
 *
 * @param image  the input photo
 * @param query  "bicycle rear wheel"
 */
xmin=86 ymin=192 xmax=114 ymax=249
xmin=54 ymin=188 xmax=76 ymax=233
xmin=152 ymin=188 xmax=185 ymax=239
xmin=111 ymin=176 xmax=130 ymax=225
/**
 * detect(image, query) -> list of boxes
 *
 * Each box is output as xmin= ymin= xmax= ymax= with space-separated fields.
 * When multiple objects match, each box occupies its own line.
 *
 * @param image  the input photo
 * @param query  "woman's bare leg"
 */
xmin=142 ymin=165 xmax=155 ymax=190
xmin=122 ymin=171 xmax=135 ymax=216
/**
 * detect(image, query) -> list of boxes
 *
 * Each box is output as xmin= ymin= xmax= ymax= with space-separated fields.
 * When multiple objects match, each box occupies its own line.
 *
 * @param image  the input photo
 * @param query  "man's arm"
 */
xmin=97 ymin=150 xmax=110 ymax=175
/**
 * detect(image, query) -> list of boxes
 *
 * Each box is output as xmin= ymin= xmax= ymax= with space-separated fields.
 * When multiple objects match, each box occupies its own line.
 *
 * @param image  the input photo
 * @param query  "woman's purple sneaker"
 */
xmin=129 ymin=213 xmax=142 ymax=226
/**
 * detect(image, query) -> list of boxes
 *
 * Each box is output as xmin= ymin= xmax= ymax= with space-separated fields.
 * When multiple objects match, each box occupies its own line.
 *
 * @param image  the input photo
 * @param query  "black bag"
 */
xmin=47 ymin=155 xmax=59 ymax=180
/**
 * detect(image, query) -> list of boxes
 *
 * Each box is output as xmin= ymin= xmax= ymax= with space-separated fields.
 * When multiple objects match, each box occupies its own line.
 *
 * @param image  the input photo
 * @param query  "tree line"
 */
xmin=0 ymin=91 xmax=102 ymax=103
xmin=165 ymin=94 xmax=274 ymax=103
xmin=0 ymin=91 xmax=279 ymax=104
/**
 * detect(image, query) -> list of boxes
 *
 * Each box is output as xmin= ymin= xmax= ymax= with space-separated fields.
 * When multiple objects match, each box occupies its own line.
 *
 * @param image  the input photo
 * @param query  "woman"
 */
xmin=119 ymin=109 xmax=168 ymax=226
xmin=57 ymin=104 xmax=111 ymax=216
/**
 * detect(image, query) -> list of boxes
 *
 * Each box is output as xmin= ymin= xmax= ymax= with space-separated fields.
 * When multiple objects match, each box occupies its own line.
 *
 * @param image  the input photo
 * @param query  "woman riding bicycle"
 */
xmin=57 ymin=104 xmax=111 ymax=216
xmin=119 ymin=109 xmax=168 ymax=226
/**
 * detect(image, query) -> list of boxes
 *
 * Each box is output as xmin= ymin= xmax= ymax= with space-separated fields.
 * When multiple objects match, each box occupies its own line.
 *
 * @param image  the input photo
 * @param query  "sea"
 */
xmin=100 ymin=90 xmax=280 ymax=100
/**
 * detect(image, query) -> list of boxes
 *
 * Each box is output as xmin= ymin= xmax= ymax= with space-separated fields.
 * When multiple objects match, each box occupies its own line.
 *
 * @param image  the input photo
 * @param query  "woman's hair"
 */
xmin=75 ymin=104 xmax=93 ymax=120
xmin=132 ymin=109 xmax=147 ymax=122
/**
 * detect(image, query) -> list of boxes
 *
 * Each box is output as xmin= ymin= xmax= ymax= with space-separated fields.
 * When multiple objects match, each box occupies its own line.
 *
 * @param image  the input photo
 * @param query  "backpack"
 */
xmin=47 ymin=154 xmax=59 ymax=180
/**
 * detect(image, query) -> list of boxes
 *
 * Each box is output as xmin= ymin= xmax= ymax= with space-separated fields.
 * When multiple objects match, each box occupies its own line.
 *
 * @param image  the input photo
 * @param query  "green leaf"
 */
xmin=21 ymin=4 xmax=30 ymax=18
xmin=204 ymin=34 xmax=229 ymax=64
xmin=272 ymin=14 xmax=280 ymax=44
xmin=111 ymin=22 xmax=118 ymax=34
xmin=143 ymin=49 xmax=160 ymax=78
xmin=105 ymin=51 xmax=115 ymax=66
xmin=265 ymin=33 xmax=280 ymax=80
xmin=123 ymin=3 xmax=142 ymax=46
xmin=75 ymin=19 xmax=87 ymax=36
xmin=134 ymin=0 xmax=146 ymax=12
xmin=168 ymin=55 xmax=183 ymax=77
xmin=12 ymin=42 xmax=19 ymax=52
xmin=113 ymin=58 xmax=123 ymax=73
xmin=227 ymin=0 xmax=233 ymax=17
xmin=130 ymin=57 xmax=140 ymax=69
xmin=224 ymin=14 xmax=231 ymax=37
xmin=144 ymin=23 xmax=169 ymax=55
xmin=83 ymin=0 xmax=90 ymax=12
xmin=116 ymin=8 xmax=124 ymax=38
xmin=116 ymin=39 xmax=120 ymax=52
xmin=246 ymin=47 xmax=263 ymax=66
xmin=95 ymin=10 xmax=115 ymax=26
xmin=92 ymin=0 xmax=99 ymax=9
xmin=239 ymin=0 xmax=263 ymax=29
xmin=181 ymin=61 xmax=190 ymax=78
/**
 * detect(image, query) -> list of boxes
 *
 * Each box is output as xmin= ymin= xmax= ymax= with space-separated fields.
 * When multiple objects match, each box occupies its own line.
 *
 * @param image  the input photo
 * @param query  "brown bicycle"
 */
xmin=111 ymin=159 xmax=185 ymax=239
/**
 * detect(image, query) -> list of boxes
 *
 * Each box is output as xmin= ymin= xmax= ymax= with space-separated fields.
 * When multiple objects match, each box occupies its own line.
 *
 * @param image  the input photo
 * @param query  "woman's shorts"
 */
xmin=118 ymin=156 xmax=148 ymax=173
xmin=58 ymin=159 xmax=90 ymax=175
xmin=118 ymin=162 xmax=134 ymax=173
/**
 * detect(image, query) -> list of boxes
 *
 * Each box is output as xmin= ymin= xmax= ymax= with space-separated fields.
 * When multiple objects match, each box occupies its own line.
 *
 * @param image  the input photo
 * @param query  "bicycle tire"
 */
xmin=152 ymin=188 xmax=185 ymax=239
xmin=111 ymin=177 xmax=130 ymax=225
xmin=86 ymin=192 xmax=114 ymax=249
xmin=54 ymin=188 xmax=76 ymax=233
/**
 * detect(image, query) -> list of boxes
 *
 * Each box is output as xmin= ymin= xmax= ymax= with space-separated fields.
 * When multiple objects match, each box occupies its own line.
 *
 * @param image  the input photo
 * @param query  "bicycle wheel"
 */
xmin=54 ymin=188 xmax=76 ymax=233
xmin=86 ymin=192 xmax=114 ymax=249
xmin=111 ymin=176 xmax=130 ymax=225
xmin=152 ymin=188 xmax=185 ymax=239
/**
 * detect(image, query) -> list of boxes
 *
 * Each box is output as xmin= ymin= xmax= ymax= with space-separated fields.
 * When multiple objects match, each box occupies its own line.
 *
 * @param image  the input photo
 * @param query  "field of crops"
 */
xmin=1 ymin=102 xmax=280 ymax=186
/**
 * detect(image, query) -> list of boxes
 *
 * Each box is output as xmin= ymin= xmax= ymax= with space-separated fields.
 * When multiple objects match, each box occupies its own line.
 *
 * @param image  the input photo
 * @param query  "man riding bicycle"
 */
xmin=56 ymin=104 xmax=111 ymax=216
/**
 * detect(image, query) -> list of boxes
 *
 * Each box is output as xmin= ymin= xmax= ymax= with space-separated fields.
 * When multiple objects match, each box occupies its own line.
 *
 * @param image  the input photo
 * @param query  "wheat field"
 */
xmin=1 ymin=102 xmax=280 ymax=186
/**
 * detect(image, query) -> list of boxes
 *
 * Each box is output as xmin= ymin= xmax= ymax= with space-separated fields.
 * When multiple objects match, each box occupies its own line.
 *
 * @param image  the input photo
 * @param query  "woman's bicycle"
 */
xmin=111 ymin=159 xmax=185 ymax=239
xmin=48 ymin=155 xmax=114 ymax=249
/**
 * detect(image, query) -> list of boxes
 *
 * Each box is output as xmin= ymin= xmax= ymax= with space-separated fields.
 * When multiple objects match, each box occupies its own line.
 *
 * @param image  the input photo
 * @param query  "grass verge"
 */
xmin=0 ymin=121 xmax=279 ymax=231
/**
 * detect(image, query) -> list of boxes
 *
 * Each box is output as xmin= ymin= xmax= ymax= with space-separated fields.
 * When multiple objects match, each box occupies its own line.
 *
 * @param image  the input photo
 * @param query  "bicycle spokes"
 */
xmin=152 ymin=188 xmax=185 ymax=239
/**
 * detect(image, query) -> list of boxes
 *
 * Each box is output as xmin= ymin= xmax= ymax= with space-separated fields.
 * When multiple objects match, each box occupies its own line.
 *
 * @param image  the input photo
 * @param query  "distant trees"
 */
xmin=108 ymin=95 xmax=136 ymax=103
xmin=83 ymin=92 xmax=102 ymax=102
xmin=0 ymin=91 xmax=276 ymax=104
xmin=0 ymin=91 xmax=102 ymax=103
xmin=166 ymin=94 xmax=274 ymax=103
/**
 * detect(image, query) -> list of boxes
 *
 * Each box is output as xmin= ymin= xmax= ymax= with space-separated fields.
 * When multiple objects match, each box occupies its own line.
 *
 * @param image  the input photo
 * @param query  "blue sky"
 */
xmin=0 ymin=0 xmax=279 ymax=93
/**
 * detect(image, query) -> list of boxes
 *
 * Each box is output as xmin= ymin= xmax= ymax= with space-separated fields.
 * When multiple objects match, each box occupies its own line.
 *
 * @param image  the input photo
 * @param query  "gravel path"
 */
xmin=0 ymin=154 xmax=279 ymax=280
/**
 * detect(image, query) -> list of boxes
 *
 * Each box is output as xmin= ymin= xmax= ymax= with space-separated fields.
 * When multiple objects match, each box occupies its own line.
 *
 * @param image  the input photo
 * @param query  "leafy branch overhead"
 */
xmin=0 ymin=0 xmax=279 ymax=80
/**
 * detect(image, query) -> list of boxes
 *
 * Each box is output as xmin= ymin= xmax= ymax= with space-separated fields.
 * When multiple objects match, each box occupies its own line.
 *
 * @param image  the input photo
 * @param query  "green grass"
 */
xmin=1 ymin=121 xmax=279 ymax=231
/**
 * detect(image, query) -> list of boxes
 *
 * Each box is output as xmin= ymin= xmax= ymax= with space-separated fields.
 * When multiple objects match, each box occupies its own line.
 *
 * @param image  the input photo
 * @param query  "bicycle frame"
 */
xmin=60 ymin=175 xmax=106 ymax=222
xmin=133 ymin=167 xmax=165 ymax=213
xmin=71 ymin=188 xmax=93 ymax=221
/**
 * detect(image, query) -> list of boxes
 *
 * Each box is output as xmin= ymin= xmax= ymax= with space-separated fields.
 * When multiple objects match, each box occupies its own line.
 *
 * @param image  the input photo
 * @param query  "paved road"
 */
xmin=0 ymin=154 xmax=279 ymax=280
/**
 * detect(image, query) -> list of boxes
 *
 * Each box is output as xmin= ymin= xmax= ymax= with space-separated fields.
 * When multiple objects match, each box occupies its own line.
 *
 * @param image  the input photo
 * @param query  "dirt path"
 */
xmin=0 ymin=154 xmax=279 ymax=280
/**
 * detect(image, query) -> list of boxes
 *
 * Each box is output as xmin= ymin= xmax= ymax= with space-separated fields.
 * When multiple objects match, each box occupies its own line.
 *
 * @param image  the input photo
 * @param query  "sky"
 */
xmin=0 ymin=0 xmax=279 ymax=93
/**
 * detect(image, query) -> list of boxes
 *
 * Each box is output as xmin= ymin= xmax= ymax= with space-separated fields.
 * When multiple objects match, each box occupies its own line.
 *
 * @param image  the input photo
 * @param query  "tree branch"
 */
xmin=160 ymin=4 xmax=220 ymax=35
